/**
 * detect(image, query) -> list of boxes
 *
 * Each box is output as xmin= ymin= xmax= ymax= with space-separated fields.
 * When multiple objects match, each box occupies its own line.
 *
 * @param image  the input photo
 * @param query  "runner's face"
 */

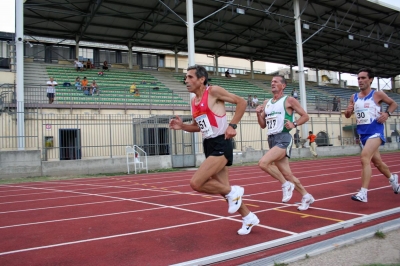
xmin=358 ymin=72 xmax=372 ymax=91
xmin=185 ymin=69 xmax=205 ymax=92
xmin=271 ymin=77 xmax=285 ymax=93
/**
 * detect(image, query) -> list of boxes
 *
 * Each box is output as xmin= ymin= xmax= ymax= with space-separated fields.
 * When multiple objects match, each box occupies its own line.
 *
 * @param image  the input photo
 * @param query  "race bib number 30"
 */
xmin=355 ymin=108 xmax=371 ymax=125
xmin=195 ymin=114 xmax=213 ymax=137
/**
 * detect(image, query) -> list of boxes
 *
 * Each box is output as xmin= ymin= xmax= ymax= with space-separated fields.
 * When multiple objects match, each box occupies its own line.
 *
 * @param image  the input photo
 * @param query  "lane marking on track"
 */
xmin=274 ymin=208 xmax=344 ymax=222
xmin=246 ymin=204 xmax=259 ymax=208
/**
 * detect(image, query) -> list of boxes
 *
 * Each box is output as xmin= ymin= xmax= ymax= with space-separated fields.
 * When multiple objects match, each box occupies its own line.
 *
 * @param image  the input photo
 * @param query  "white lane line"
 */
xmin=1 ymin=184 xmax=297 ymax=235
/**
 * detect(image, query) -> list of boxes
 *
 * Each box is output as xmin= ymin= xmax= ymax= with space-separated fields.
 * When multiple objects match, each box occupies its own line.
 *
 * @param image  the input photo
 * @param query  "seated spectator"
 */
xmin=98 ymin=71 xmax=104 ymax=76
xmin=252 ymin=95 xmax=259 ymax=107
xmin=81 ymin=77 xmax=89 ymax=94
xmin=90 ymin=80 xmax=99 ymax=95
xmin=74 ymin=58 xmax=83 ymax=72
xmin=247 ymin=95 xmax=253 ymax=106
xmin=140 ymin=80 xmax=147 ymax=84
xmin=102 ymin=61 xmax=109 ymax=71
xmin=225 ymin=69 xmax=231 ymax=78
xmin=75 ymin=77 xmax=82 ymax=90
xmin=130 ymin=82 xmax=137 ymax=93
xmin=134 ymin=88 xmax=140 ymax=97
xmin=85 ymin=59 xmax=93 ymax=70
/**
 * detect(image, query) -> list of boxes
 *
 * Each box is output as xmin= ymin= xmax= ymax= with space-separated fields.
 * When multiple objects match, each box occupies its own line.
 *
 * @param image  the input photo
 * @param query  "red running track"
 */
xmin=0 ymin=153 xmax=400 ymax=265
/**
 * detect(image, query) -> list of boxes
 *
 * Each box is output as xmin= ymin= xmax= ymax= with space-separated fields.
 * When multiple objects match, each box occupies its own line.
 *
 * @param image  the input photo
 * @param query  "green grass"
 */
xmin=274 ymin=263 xmax=288 ymax=266
xmin=374 ymin=230 xmax=386 ymax=239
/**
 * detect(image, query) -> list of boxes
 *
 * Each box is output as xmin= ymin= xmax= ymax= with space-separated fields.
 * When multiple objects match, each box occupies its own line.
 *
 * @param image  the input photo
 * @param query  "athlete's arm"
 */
xmin=286 ymin=97 xmax=309 ymax=129
xmin=169 ymin=115 xmax=200 ymax=132
xmin=208 ymin=86 xmax=246 ymax=139
xmin=375 ymin=91 xmax=398 ymax=123
xmin=256 ymin=99 xmax=268 ymax=129
xmin=345 ymin=94 xmax=355 ymax=118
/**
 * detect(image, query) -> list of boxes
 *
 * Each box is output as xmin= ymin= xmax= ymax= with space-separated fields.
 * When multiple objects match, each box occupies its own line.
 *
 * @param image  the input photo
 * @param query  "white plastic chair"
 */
xmin=126 ymin=145 xmax=148 ymax=174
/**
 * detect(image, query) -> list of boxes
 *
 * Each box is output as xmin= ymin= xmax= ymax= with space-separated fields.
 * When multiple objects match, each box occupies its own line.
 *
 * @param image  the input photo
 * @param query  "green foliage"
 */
xmin=374 ymin=230 xmax=386 ymax=239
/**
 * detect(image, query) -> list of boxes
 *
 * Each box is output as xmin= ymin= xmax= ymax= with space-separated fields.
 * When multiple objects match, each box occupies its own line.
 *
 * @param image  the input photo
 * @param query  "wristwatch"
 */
xmin=386 ymin=111 xmax=392 ymax=117
xmin=293 ymin=121 xmax=298 ymax=128
xmin=229 ymin=123 xmax=237 ymax=129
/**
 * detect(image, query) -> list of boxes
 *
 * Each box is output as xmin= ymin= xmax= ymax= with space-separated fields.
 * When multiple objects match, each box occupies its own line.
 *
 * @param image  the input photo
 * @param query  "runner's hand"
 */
xmin=169 ymin=115 xmax=183 ymax=130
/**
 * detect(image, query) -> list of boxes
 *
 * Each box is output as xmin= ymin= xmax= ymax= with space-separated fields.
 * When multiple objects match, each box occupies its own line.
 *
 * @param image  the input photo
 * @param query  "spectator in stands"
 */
xmin=130 ymin=82 xmax=137 ymax=93
xmin=102 ymin=61 xmax=109 ymax=71
xmin=98 ymin=71 xmax=104 ymax=76
xmin=252 ymin=95 xmax=259 ymax=107
xmin=294 ymin=129 xmax=301 ymax=148
xmin=141 ymin=80 xmax=147 ymax=84
xmin=332 ymin=96 xmax=338 ymax=111
xmin=74 ymin=58 xmax=83 ymax=72
xmin=85 ymin=59 xmax=93 ymax=70
xmin=291 ymin=88 xmax=298 ymax=100
xmin=247 ymin=95 xmax=253 ymax=106
xmin=75 ymin=77 xmax=82 ymax=91
xmin=134 ymin=88 xmax=140 ymax=97
xmin=81 ymin=76 xmax=89 ymax=95
xmin=46 ymin=77 xmax=57 ymax=104
xmin=151 ymin=80 xmax=157 ymax=85
xmin=225 ymin=69 xmax=231 ymax=78
xmin=90 ymin=80 xmax=99 ymax=95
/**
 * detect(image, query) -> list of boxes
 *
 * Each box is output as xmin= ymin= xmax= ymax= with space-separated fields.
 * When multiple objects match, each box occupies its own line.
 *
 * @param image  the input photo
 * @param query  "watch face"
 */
xmin=230 ymin=124 xmax=237 ymax=129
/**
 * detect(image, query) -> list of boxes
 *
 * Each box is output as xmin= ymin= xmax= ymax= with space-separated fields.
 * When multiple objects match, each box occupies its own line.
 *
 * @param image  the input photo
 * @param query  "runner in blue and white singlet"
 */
xmin=353 ymin=90 xmax=385 ymax=145
xmin=345 ymin=67 xmax=399 ymax=203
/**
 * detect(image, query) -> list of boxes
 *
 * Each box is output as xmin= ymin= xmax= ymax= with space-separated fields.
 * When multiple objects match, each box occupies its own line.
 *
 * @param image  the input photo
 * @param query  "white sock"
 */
xmin=389 ymin=174 xmax=395 ymax=182
xmin=243 ymin=212 xmax=254 ymax=221
xmin=360 ymin=187 xmax=368 ymax=194
xmin=282 ymin=181 xmax=290 ymax=187
xmin=302 ymin=193 xmax=310 ymax=198
xmin=227 ymin=186 xmax=236 ymax=197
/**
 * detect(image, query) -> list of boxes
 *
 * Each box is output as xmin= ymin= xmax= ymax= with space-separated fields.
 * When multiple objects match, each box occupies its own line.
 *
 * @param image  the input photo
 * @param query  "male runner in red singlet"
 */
xmin=169 ymin=65 xmax=259 ymax=235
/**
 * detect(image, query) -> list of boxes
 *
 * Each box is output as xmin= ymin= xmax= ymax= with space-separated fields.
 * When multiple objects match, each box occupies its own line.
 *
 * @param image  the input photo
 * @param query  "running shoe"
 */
xmin=226 ymin=186 xmax=244 ymax=214
xmin=351 ymin=191 xmax=368 ymax=202
xmin=282 ymin=182 xmax=295 ymax=203
xmin=297 ymin=194 xmax=315 ymax=211
xmin=389 ymin=174 xmax=400 ymax=194
xmin=237 ymin=213 xmax=260 ymax=235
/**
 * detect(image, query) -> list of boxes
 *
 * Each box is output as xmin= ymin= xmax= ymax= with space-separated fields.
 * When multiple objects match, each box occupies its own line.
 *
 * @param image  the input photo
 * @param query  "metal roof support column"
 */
xmin=339 ymin=72 xmax=341 ymax=87
xmin=293 ymin=0 xmax=308 ymax=138
xmin=186 ymin=0 xmax=195 ymax=66
xmin=290 ymin=64 xmax=293 ymax=82
xmin=377 ymin=77 xmax=380 ymax=91
xmin=128 ymin=42 xmax=132 ymax=69
xmin=392 ymin=77 xmax=396 ymax=91
xmin=250 ymin=58 xmax=254 ymax=79
xmin=214 ymin=52 xmax=219 ymax=76
xmin=316 ymin=68 xmax=319 ymax=85
xmin=75 ymin=36 xmax=79 ymax=58
xmin=174 ymin=47 xmax=179 ymax=73
xmin=15 ymin=0 xmax=25 ymax=150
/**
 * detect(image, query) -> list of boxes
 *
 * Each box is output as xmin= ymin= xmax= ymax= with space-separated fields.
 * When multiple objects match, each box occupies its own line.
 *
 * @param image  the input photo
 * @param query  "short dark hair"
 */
xmin=273 ymin=75 xmax=287 ymax=85
xmin=187 ymin=65 xmax=208 ymax=85
xmin=358 ymin=67 xmax=375 ymax=79
xmin=309 ymin=131 xmax=313 ymax=134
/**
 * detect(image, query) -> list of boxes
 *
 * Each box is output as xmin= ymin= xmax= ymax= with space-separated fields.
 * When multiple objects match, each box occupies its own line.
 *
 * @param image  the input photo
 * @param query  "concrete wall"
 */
xmin=0 ymin=150 xmax=42 ymax=178
xmin=1 ymin=143 xmax=399 ymax=179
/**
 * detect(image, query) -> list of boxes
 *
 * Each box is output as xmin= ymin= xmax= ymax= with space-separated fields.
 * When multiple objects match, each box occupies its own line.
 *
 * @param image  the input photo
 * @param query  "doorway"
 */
xmin=59 ymin=129 xmax=81 ymax=160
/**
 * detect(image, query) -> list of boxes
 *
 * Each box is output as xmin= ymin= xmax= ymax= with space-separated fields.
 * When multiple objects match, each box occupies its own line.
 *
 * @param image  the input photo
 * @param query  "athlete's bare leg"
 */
xmin=371 ymin=149 xmax=392 ymax=179
xmin=258 ymin=146 xmax=287 ymax=184
xmin=360 ymin=137 xmax=383 ymax=188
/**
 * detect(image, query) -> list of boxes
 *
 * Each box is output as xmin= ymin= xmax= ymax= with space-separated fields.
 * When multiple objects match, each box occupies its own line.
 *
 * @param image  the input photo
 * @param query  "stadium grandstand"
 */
xmin=0 ymin=0 xmax=399 ymax=178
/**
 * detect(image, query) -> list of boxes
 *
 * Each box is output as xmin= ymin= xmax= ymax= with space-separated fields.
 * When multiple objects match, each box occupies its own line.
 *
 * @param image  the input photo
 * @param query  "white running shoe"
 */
xmin=282 ymin=182 xmax=295 ymax=203
xmin=389 ymin=174 xmax=400 ymax=194
xmin=237 ymin=213 xmax=260 ymax=235
xmin=351 ymin=191 xmax=368 ymax=202
xmin=297 ymin=194 xmax=315 ymax=211
xmin=226 ymin=186 xmax=244 ymax=214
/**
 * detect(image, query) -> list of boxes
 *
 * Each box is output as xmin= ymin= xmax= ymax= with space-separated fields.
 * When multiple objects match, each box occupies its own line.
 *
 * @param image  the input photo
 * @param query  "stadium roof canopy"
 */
xmin=23 ymin=0 xmax=400 ymax=78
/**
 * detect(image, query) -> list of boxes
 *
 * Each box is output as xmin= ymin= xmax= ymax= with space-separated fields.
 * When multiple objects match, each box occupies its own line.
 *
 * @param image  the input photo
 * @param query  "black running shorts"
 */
xmin=203 ymin=134 xmax=233 ymax=166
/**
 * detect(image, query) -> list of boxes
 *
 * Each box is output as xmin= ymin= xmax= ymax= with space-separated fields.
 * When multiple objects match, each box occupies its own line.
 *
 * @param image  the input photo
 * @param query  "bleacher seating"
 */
xmin=46 ymin=67 xmax=188 ymax=106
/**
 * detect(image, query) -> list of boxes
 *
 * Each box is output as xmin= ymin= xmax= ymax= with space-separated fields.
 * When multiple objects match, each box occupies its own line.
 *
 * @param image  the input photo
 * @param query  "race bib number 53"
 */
xmin=195 ymin=114 xmax=213 ymax=137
